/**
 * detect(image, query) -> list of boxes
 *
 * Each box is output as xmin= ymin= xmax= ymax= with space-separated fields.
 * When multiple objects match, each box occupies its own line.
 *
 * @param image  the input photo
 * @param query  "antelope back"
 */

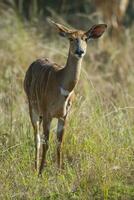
xmin=24 ymin=59 xmax=59 ymax=110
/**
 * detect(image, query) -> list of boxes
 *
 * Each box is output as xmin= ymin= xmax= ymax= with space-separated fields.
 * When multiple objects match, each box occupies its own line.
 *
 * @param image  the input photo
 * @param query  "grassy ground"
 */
xmin=0 ymin=9 xmax=134 ymax=200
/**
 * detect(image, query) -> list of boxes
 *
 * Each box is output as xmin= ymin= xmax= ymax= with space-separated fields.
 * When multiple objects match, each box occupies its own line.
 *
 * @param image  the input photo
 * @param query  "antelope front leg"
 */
xmin=37 ymin=117 xmax=51 ymax=175
xmin=57 ymin=118 xmax=66 ymax=168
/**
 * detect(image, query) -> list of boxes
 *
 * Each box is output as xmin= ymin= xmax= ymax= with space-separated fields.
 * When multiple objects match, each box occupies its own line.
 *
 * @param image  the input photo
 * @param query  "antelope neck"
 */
xmin=60 ymin=49 xmax=83 ymax=92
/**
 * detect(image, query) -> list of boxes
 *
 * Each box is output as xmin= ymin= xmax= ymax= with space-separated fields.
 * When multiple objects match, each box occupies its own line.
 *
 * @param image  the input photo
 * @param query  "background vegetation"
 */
xmin=0 ymin=1 xmax=134 ymax=199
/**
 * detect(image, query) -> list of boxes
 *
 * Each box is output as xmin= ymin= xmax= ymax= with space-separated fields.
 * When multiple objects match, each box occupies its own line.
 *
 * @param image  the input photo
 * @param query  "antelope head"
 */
xmin=50 ymin=20 xmax=107 ymax=59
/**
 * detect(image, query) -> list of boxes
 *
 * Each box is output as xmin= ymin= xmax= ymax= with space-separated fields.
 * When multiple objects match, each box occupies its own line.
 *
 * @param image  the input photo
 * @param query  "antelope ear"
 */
xmin=48 ymin=19 xmax=73 ymax=37
xmin=85 ymin=24 xmax=107 ymax=39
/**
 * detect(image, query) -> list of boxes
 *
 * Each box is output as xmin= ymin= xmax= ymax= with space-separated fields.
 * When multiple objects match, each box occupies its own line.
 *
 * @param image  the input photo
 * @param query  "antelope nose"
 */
xmin=75 ymin=49 xmax=84 ymax=57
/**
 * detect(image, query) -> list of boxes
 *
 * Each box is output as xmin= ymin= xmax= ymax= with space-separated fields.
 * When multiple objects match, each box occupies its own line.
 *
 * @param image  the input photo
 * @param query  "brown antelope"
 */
xmin=24 ymin=20 xmax=107 ymax=175
xmin=94 ymin=0 xmax=129 ymax=29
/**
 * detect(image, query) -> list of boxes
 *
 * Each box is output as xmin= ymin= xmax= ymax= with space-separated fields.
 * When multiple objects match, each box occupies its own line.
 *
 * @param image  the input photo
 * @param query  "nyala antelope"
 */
xmin=94 ymin=0 xmax=129 ymax=30
xmin=24 ymin=20 xmax=107 ymax=175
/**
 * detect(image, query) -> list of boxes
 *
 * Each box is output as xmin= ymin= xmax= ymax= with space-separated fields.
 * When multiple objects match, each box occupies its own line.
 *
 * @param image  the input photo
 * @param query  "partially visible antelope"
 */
xmin=24 ymin=20 xmax=107 ymax=175
xmin=94 ymin=0 xmax=129 ymax=30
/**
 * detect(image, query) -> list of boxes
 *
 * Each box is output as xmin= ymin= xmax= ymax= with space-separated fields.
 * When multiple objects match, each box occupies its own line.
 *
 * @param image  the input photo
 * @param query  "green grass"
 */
xmin=0 ymin=9 xmax=134 ymax=200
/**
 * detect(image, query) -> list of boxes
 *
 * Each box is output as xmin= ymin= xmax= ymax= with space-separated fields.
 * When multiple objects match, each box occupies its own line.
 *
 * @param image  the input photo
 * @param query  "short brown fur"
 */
xmin=24 ymin=20 xmax=107 ymax=175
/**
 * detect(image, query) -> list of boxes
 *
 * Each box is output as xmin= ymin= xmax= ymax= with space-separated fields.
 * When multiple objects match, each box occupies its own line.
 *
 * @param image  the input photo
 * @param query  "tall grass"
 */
xmin=0 ymin=9 xmax=134 ymax=200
